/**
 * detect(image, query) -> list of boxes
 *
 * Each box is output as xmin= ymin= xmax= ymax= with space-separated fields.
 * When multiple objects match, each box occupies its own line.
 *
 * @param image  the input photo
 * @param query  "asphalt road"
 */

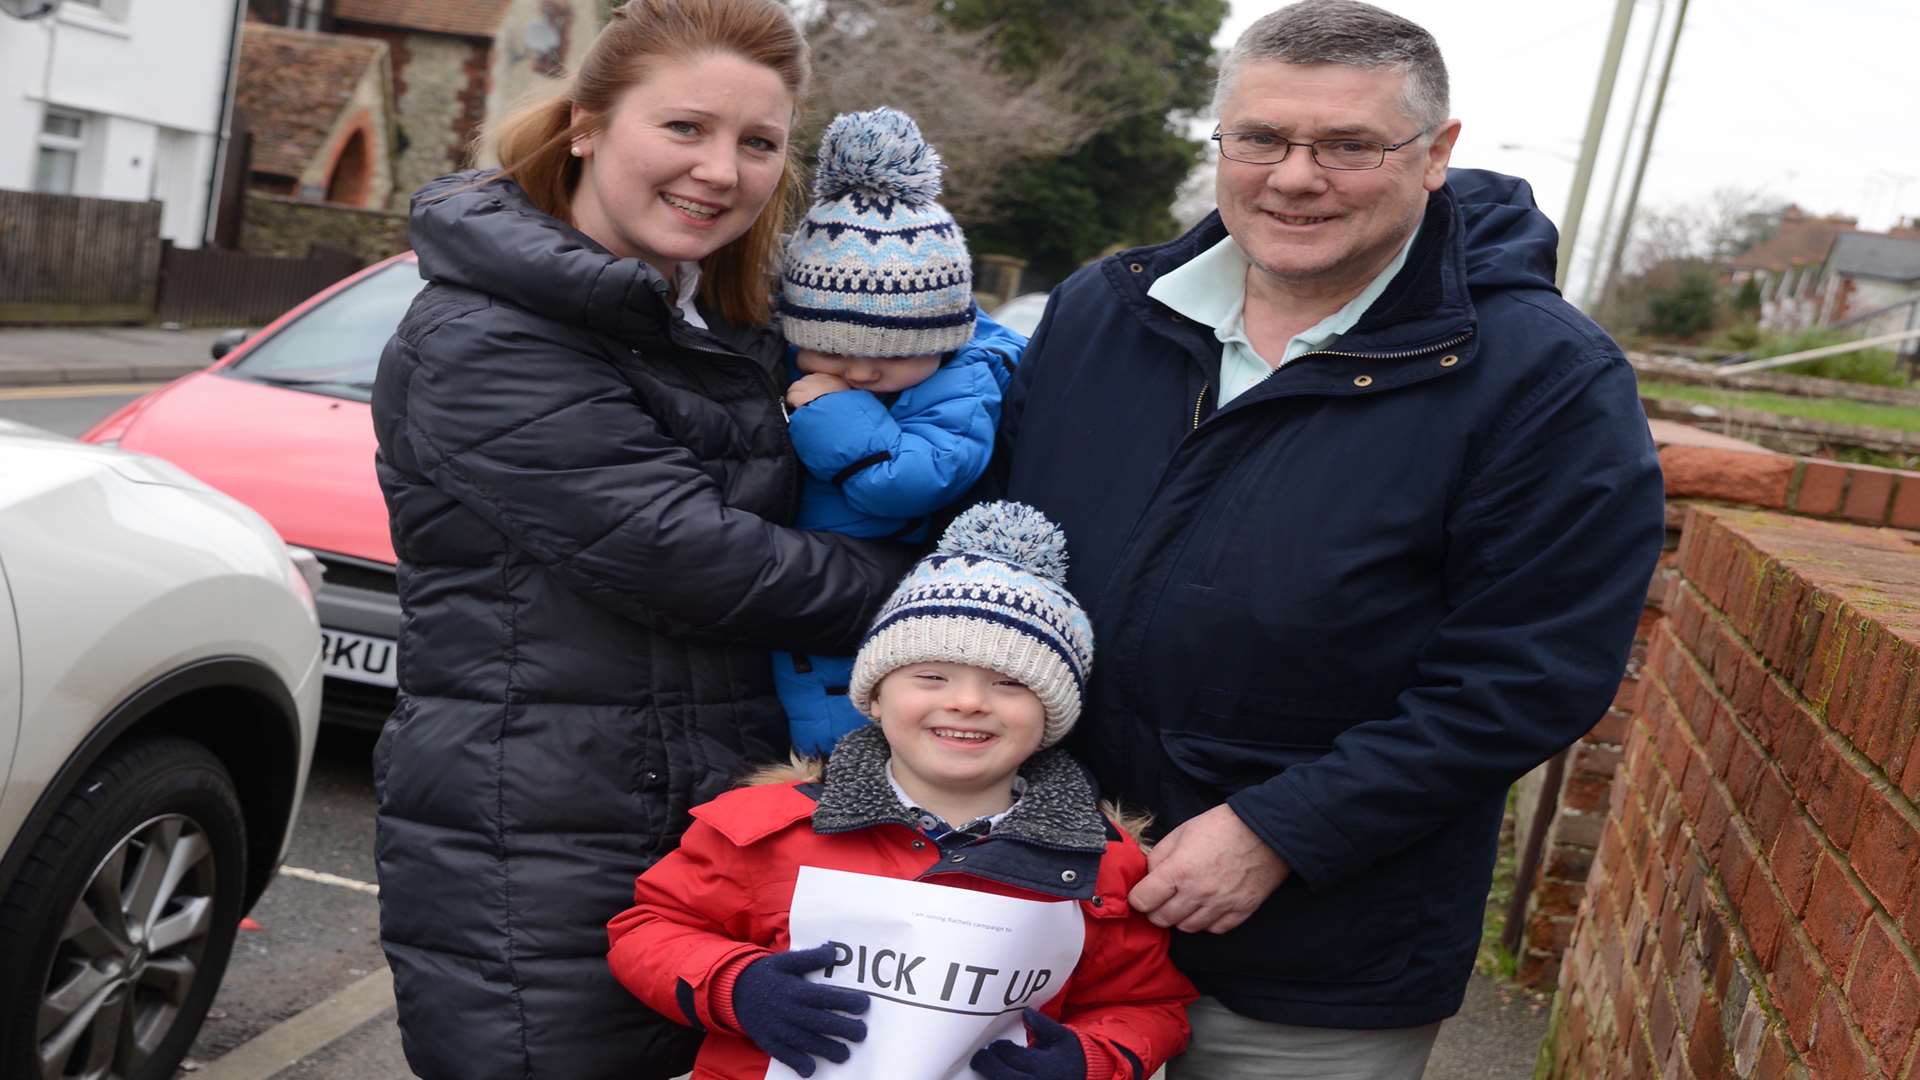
xmin=0 ymin=384 xmax=145 ymax=437
xmin=0 ymin=384 xmax=1549 ymax=1078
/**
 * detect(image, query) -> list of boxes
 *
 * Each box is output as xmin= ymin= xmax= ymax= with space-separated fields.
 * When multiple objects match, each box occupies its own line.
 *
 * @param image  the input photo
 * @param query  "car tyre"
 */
xmin=0 ymin=736 xmax=247 ymax=1080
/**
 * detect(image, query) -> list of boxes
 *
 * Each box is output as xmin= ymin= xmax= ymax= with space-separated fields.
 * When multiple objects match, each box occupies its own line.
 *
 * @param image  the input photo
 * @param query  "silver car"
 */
xmin=0 ymin=422 xmax=322 ymax=1079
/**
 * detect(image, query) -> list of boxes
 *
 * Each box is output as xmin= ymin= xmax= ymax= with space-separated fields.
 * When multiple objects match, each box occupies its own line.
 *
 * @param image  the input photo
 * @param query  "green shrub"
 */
xmin=1645 ymin=266 xmax=1720 ymax=338
xmin=1743 ymin=327 xmax=1910 ymax=387
xmin=1707 ymin=321 xmax=1763 ymax=352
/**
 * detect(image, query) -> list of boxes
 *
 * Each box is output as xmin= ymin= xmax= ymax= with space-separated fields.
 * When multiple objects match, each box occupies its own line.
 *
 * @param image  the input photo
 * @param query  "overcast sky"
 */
xmin=1210 ymin=0 xmax=1920 ymax=296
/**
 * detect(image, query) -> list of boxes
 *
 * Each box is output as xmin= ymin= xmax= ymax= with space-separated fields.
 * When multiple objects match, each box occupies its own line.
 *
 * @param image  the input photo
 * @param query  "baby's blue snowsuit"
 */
xmin=776 ymin=307 xmax=1025 ymax=754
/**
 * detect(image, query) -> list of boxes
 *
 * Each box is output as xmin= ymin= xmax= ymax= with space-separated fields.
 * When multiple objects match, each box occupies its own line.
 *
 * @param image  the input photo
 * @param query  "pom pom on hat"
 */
xmin=812 ymin=107 xmax=943 ymax=206
xmin=849 ymin=501 xmax=1094 ymax=749
xmin=936 ymin=501 xmax=1069 ymax=585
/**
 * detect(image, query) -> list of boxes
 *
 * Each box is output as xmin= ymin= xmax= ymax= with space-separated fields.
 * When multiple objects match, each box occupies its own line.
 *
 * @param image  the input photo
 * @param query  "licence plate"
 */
xmin=320 ymin=628 xmax=397 ymax=689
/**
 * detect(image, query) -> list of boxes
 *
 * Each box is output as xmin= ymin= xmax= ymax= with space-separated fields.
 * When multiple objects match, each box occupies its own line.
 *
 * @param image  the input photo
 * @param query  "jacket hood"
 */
xmin=1445 ymin=167 xmax=1561 ymax=294
xmin=408 ymin=170 xmax=678 ymax=340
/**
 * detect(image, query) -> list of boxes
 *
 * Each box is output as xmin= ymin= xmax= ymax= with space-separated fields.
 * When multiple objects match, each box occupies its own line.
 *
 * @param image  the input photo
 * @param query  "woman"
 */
xmin=368 ymin=3 xmax=915 ymax=1077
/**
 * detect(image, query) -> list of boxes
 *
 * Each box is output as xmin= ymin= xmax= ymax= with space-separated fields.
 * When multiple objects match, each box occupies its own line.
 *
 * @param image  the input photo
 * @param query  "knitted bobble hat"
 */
xmin=850 ymin=502 xmax=1094 ymax=750
xmin=779 ymin=107 xmax=975 ymax=358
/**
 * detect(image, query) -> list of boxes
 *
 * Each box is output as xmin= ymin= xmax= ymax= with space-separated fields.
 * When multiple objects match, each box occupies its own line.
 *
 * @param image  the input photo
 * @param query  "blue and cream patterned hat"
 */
xmin=850 ymin=502 xmax=1094 ymax=749
xmin=780 ymin=107 xmax=975 ymax=358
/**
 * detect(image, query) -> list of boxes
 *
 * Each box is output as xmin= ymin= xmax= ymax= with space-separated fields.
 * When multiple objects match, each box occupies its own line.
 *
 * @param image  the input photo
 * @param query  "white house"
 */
xmin=0 ymin=0 xmax=244 ymax=247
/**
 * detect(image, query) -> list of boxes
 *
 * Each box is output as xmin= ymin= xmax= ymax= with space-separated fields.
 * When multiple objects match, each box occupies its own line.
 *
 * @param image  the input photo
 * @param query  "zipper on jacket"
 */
xmin=1191 ymin=380 xmax=1210 ymax=431
xmin=638 ymin=341 xmax=804 ymax=512
xmin=1285 ymin=329 xmax=1476 ymax=371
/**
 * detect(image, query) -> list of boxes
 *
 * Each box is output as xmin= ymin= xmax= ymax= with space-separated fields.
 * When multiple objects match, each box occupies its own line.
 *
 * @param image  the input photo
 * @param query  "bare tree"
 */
xmin=1621 ymin=187 xmax=1789 ymax=276
xmin=792 ymin=0 xmax=1137 ymax=223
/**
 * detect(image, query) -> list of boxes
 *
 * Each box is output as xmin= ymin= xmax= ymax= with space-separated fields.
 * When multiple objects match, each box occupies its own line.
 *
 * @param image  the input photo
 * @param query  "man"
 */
xmin=993 ymin=2 xmax=1664 ymax=1076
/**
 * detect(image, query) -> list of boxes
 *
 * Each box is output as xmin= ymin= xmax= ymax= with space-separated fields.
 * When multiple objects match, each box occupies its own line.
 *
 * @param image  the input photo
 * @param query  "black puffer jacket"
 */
xmin=370 ymin=172 xmax=916 ymax=1080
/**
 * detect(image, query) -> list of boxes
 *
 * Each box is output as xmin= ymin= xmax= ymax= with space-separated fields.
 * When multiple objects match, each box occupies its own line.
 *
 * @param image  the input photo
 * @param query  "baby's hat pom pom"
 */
xmin=813 ymin=107 xmax=943 ymax=206
xmin=937 ymin=501 xmax=1069 ymax=584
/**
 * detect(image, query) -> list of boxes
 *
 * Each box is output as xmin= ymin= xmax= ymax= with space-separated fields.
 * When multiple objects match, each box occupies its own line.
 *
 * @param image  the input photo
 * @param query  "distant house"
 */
xmin=235 ymin=23 xmax=395 ymax=208
xmin=1727 ymin=212 xmax=1920 ymax=360
xmin=1814 ymin=231 xmax=1920 ymax=357
xmin=1725 ymin=206 xmax=1858 ymax=332
xmin=247 ymin=0 xmax=601 ymax=209
xmin=0 ymin=0 xmax=246 ymax=247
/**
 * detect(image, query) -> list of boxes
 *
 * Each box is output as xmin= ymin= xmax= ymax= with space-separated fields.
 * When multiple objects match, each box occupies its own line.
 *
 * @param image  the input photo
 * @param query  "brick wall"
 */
xmin=240 ymin=193 xmax=408 ymax=264
xmin=1540 ymin=504 xmax=1920 ymax=1078
xmin=1513 ymin=429 xmax=1920 ymax=988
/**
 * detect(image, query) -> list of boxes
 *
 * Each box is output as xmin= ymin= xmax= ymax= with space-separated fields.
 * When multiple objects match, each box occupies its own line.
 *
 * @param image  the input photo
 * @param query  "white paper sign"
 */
xmin=769 ymin=865 xmax=1087 ymax=1080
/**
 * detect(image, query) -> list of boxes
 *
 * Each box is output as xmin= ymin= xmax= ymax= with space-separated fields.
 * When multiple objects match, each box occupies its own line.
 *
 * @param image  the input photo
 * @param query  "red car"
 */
xmin=85 ymin=253 xmax=426 ymax=726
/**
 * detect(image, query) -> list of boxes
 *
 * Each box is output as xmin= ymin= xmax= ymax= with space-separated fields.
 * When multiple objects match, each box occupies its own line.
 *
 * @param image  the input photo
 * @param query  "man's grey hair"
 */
xmin=1212 ymin=0 xmax=1450 ymax=131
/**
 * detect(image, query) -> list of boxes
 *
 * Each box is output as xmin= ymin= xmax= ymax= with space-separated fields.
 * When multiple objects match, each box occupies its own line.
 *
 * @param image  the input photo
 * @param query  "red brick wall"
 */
xmin=1514 ymin=440 xmax=1920 ymax=988
xmin=1542 ymin=504 xmax=1920 ymax=1078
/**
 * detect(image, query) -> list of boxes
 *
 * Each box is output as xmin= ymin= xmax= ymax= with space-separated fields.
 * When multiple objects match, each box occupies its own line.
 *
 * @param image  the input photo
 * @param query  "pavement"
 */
xmin=0 ymin=323 xmax=242 ymax=385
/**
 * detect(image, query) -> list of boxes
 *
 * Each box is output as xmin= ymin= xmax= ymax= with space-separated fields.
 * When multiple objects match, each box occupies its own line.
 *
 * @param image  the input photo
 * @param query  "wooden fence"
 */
xmin=157 ymin=244 xmax=361 ymax=326
xmin=0 ymin=190 xmax=162 ymax=324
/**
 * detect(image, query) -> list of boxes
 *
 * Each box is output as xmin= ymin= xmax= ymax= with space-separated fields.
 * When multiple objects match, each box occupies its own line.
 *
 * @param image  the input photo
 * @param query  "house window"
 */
xmin=33 ymin=108 xmax=86 ymax=195
xmin=289 ymin=0 xmax=322 ymax=29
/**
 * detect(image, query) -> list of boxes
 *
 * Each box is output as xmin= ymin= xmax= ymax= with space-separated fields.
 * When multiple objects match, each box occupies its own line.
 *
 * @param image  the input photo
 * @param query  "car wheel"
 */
xmin=0 ymin=736 xmax=247 ymax=1080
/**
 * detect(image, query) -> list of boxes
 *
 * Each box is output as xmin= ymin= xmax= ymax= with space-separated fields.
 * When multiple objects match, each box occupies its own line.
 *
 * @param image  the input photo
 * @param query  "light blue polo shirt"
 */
xmin=1148 ymin=232 xmax=1415 ymax=406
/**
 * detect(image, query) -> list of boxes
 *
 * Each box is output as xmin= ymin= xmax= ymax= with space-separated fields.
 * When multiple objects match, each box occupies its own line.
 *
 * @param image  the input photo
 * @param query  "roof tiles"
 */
xmin=237 ymin=25 xmax=387 ymax=179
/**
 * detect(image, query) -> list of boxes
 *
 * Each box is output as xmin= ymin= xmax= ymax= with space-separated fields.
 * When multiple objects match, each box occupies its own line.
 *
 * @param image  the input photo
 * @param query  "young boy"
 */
xmin=609 ymin=502 xmax=1195 ymax=1080
xmin=774 ymin=106 xmax=1026 ymax=757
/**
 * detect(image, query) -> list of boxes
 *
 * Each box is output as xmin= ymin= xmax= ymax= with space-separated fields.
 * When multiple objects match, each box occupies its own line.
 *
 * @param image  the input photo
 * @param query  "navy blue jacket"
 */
xmin=995 ymin=170 xmax=1663 ymax=1029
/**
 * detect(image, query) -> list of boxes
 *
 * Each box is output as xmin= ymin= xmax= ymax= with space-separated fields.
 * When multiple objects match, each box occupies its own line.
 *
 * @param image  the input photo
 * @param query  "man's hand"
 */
xmin=1128 ymin=804 xmax=1290 ymax=934
xmin=786 ymin=373 xmax=851 ymax=409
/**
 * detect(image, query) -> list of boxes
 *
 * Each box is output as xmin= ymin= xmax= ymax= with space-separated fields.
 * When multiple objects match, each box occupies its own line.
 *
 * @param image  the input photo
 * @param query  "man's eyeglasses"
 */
xmin=1211 ymin=125 xmax=1433 ymax=171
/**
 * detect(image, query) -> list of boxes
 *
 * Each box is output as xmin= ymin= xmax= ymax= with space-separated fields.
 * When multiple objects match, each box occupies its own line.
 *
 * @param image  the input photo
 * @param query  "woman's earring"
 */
xmin=570 ymin=144 xmax=584 ymax=157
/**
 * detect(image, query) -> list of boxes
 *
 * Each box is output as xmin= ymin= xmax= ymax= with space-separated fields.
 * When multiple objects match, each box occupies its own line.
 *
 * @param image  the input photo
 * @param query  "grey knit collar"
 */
xmin=812 ymin=725 xmax=1108 ymax=852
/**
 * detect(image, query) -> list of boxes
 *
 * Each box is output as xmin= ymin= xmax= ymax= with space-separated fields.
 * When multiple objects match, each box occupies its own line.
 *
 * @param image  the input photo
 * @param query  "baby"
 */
xmin=773 ymin=106 xmax=1025 ymax=756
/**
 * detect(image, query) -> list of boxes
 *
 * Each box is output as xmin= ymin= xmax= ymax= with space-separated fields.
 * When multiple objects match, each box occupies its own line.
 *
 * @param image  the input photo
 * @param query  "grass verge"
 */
xmin=1639 ymin=380 xmax=1920 ymax=434
xmin=1477 ymin=787 xmax=1521 ymax=980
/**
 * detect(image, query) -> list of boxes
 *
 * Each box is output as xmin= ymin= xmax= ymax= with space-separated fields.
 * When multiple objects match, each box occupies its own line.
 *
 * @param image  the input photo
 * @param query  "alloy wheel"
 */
xmin=36 ymin=813 xmax=217 ymax=1079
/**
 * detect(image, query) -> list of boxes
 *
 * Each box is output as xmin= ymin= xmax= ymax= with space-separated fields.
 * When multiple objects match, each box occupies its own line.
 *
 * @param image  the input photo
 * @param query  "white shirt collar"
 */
xmin=672 ymin=261 xmax=708 ymax=329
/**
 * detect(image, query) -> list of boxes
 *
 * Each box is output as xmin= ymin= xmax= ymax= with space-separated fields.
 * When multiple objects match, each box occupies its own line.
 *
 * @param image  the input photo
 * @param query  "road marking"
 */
xmin=280 ymin=865 xmax=380 ymax=895
xmin=192 ymin=968 xmax=396 ymax=1080
xmin=0 ymin=382 xmax=165 ymax=401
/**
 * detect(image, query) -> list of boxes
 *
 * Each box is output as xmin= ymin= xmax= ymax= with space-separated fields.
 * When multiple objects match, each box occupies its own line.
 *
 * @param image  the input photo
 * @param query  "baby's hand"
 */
xmin=786 ymin=373 xmax=852 ymax=409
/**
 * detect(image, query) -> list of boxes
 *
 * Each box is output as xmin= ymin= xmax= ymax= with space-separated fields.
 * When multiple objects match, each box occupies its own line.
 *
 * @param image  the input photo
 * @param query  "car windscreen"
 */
xmin=223 ymin=261 xmax=427 ymax=402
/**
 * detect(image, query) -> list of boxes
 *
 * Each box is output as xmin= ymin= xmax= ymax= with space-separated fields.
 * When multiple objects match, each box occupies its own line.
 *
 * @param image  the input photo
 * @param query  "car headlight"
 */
xmin=285 ymin=545 xmax=325 ymax=615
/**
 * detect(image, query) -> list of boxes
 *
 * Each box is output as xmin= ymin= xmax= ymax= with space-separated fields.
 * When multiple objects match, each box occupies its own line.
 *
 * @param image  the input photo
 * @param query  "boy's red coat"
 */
xmin=607 ymin=781 xmax=1195 ymax=1079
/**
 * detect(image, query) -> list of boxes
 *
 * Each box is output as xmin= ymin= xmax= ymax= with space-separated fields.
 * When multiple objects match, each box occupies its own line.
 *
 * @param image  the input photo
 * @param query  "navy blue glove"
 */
xmin=970 ymin=1007 xmax=1088 ymax=1080
xmin=730 ymin=944 xmax=871 ymax=1077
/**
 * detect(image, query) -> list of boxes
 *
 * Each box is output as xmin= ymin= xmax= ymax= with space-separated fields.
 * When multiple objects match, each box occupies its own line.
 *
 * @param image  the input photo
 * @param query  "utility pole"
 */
xmin=1555 ymin=0 xmax=1637 ymax=292
xmin=1596 ymin=0 xmax=1692 ymax=314
xmin=1584 ymin=0 xmax=1667 ymax=309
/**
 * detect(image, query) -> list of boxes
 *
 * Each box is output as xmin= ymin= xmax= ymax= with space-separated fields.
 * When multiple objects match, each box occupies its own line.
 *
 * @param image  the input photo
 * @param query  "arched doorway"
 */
xmin=325 ymin=128 xmax=371 ymax=206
